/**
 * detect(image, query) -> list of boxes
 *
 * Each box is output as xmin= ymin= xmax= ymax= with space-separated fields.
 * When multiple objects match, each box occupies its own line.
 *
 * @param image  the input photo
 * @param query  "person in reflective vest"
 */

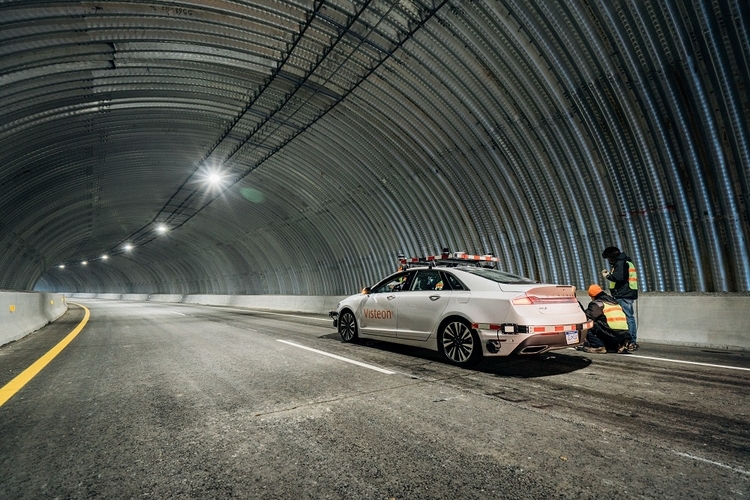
xmin=581 ymin=284 xmax=635 ymax=353
xmin=601 ymin=246 xmax=638 ymax=343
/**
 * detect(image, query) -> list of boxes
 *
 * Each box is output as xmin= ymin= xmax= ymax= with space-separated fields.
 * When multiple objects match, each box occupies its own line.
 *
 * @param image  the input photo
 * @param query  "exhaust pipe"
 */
xmin=520 ymin=345 xmax=548 ymax=354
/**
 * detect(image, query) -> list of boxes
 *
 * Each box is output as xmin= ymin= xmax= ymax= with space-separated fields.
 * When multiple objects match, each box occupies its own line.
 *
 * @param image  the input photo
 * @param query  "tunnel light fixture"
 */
xmin=81 ymin=261 xmax=88 ymax=265
xmin=124 ymin=243 xmax=133 ymax=252
xmin=206 ymin=172 xmax=228 ymax=193
xmin=58 ymin=264 xmax=65 ymax=269
xmin=156 ymin=224 xmax=168 ymax=234
xmin=101 ymin=254 xmax=109 ymax=261
xmin=199 ymin=165 xmax=227 ymax=192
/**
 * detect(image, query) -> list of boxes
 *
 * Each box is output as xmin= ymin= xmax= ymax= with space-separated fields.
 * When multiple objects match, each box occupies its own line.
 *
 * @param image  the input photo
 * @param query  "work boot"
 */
xmin=626 ymin=341 xmax=639 ymax=352
xmin=583 ymin=346 xmax=607 ymax=354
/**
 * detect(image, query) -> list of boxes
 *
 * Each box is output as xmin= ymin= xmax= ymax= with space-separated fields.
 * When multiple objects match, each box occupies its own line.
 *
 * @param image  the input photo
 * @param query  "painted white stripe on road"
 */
xmin=276 ymin=340 xmax=395 ymax=374
xmin=170 ymin=311 xmax=187 ymax=316
xmin=214 ymin=308 xmax=331 ymax=322
xmin=673 ymin=451 xmax=750 ymax=476
xmin=629 ymin=354 xmax=750 ymax=372
xmin=569 ymin=348 xmax=750 ymax=372
xmin=255 ymin=311 xmax=331 ymax=322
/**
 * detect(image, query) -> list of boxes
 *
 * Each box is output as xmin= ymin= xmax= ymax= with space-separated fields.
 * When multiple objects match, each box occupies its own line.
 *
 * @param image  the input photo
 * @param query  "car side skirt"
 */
xmin=357 ymin=331 xmax=439 ymax=352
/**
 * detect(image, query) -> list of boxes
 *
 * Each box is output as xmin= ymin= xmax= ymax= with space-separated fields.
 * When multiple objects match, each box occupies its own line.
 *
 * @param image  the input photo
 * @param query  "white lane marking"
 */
xmin=170 ymin=311 xmax=187 ymax=316
xmin=568 ymin=348 xmax=750 ymax=372
xmin=276 ymin=340 xmax=395 ymax=375
xmin=214 ymin=308 xmax=331 ymax=322
xmin=629 ymin=354 xmax=750 ymax=372
xmin=672 ymin=451 xmax=750 ymax=476
xmin=254 ymin=310 xmax=331 ymax=322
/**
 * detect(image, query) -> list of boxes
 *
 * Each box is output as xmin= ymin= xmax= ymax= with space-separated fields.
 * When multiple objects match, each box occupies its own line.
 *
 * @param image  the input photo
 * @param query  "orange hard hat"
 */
xmin=587 ymin=284 xmax=603 ymax=297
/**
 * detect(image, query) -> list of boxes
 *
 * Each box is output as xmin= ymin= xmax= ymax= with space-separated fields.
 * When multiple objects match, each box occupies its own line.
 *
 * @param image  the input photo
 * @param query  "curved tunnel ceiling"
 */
xmin=1 ymin=0 xmax=748 ymax=295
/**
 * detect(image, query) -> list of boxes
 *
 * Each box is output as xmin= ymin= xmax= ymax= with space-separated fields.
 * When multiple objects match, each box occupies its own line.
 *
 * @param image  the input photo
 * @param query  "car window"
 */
xmin=409 ymin=270 xmax=444 ymax=291
xmin=371 ymin=271 xmax=413 ymax=293
xmin=442 ymin=271 xmax=466 ymax=290
xmin=456 ymin=267 xmax=536 ymax=284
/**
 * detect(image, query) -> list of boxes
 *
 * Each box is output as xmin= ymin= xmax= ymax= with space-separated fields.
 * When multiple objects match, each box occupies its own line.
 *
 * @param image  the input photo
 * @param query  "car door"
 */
xmin=358 ymin=271 xmax=413 ymax=337
xmin=397 ymin=269 xmax=451 ymax=341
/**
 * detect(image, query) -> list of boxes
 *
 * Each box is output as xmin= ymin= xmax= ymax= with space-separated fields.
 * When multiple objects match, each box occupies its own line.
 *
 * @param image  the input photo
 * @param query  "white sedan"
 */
xmin=330 ymin=260 xmax=591 ymax=366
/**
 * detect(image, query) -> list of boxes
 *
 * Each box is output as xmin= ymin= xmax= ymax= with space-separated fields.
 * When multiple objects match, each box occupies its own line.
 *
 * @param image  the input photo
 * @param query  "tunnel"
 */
xmin=2 ymin=3 xmax=750 ymax=498
xmin=1 ymin=0 xmax=749 ymax=298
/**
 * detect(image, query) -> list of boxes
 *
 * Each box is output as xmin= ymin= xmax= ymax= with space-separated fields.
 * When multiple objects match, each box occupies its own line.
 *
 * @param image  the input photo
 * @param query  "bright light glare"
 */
xmin=198 ymin=166 xmax=228 ymax=192
xmin=101 ymin=254 xmax=109 ymax=260
xmin=124 ymin=243 xmax=133 ymax=251
xmin=58 ymin=264 xmax=65 ymax=269
xmin=82 ymin=261 xmax=88 ymax=265
xmin=156 ymin=224 xmax=168 ymax=234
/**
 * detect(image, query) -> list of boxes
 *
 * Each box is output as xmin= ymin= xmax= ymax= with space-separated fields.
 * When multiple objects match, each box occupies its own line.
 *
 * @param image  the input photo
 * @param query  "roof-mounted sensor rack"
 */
xmin=398 ymin=248 xmax=499 ymax=270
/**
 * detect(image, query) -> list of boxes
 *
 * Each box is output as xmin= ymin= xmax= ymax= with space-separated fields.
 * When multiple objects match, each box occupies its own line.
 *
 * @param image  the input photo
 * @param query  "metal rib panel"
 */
xmin=5 ymin=0 xmax=748 ymax=296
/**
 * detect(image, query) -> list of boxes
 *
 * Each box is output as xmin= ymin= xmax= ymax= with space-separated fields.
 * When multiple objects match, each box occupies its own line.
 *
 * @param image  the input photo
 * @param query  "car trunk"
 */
xmin=501 ymin=284 xmax=581 ymax=316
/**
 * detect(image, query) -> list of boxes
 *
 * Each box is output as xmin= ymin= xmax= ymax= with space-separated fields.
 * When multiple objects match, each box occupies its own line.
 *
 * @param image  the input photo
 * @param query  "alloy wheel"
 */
xmin=339 ymin=310 xmax=358 ymax=342
xmin=441 ymin=320 xmax=476 ymax=364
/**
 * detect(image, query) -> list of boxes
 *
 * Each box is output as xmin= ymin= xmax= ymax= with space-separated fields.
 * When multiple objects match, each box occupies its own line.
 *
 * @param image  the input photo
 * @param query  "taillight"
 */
xmin=512 ymin=294 xmax=576 ymax=305
xmin=511 ymin=296 xmax=534 ymax=305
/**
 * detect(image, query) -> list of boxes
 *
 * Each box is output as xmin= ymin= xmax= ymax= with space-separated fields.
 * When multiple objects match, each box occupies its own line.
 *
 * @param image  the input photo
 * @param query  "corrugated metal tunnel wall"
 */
xmin=1 ymin=0 xmax=748 ymax=295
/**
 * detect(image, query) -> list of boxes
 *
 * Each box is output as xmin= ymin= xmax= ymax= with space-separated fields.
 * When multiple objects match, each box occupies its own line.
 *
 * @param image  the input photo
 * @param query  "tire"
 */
xmin=338 ymin=309 xmax=359 ymax=343
xmin=438 ymin=319 xmax=481 ymax=366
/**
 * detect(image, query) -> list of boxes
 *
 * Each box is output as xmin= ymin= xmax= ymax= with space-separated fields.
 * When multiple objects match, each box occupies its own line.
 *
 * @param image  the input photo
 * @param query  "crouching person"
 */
xmin=582 ymin=284 xmax=636 ymax=353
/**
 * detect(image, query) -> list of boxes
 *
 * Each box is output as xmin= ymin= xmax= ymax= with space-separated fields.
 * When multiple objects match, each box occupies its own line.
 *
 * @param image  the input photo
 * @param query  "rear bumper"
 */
xmin=476 ymin=326 xmax=588 ymax=357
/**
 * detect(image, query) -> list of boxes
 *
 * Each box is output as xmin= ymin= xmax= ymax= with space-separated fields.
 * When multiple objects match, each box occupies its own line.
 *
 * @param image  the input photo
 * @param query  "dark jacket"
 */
xmin=585 ymin=292 xmax=630 ymax=341
xmin=605 ymin=252 xmax=638 ymax=300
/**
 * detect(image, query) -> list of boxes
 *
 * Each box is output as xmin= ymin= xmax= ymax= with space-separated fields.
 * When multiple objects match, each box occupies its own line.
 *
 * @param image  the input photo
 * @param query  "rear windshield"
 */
xmin=457 ymin=267 xmax=537 ymax=284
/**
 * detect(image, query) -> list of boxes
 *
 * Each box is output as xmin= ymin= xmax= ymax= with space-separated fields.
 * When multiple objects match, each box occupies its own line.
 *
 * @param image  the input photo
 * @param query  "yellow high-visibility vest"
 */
xmin=602 ymin=302 xmax=628 ymax=330
xmin=609 ymin=260 xmax=638 ymax=290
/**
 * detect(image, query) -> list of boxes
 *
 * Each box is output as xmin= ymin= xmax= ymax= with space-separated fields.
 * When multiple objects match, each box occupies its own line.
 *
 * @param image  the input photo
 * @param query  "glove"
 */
xmin=601 ymin=269 xmax=609 ymax=279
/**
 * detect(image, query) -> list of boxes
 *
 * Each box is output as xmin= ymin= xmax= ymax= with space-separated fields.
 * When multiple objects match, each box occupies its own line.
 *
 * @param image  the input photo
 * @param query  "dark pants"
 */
xmin=586 ymin=324 xmax=631 ymax=351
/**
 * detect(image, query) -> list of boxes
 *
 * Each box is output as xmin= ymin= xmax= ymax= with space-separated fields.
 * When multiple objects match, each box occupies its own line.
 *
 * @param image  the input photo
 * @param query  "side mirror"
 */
xmin=362 ymin=287 xmax=371 ymax=295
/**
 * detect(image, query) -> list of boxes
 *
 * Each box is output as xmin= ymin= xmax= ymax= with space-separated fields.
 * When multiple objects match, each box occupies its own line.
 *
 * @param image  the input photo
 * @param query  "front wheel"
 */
xmin=338 ymin=310 xmax=359 ymax=343
xmin=439 ymin=319 xmax=481 ymax=366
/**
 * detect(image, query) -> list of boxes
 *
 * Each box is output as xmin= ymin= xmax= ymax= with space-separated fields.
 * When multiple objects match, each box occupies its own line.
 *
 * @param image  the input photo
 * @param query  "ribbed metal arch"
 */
xmin=1 ymin=0 xmax=747 ymax=296
xmin=420 ymin=14 xmax=538 ymax=275
xmin=350 ymin=77 xmax=463 ymax=243
xmin=291 ymin=117 xmax=410 ymax=284
xmin=462 ymin=2 xmax=610 ymax=284
xmin=361 ymin=46 xmax=531 ymax=266
xmin=422 ymin=18 xmax=577 ymax=281
xmin=293 ymin=120 xmax=411 ymax=284
xmin=587 ymin=3 xmax=692 ymax=291
xmin=272 ymin=135 xmax=395 ymax=288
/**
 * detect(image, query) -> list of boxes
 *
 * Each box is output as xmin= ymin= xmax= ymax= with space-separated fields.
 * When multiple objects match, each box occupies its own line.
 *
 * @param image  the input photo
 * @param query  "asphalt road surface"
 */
xmin=1 ymin=300 xmax=748 ymax=499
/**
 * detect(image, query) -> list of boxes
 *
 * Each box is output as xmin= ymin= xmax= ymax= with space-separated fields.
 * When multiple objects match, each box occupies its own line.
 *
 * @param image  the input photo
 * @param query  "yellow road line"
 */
xmin=0 ymin=302 xmax=90 ymax=408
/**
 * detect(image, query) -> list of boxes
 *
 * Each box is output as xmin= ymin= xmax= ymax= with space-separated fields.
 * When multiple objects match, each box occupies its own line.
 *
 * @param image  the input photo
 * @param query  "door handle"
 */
xmin=429 ymin=295 xmax=441 ymax=301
